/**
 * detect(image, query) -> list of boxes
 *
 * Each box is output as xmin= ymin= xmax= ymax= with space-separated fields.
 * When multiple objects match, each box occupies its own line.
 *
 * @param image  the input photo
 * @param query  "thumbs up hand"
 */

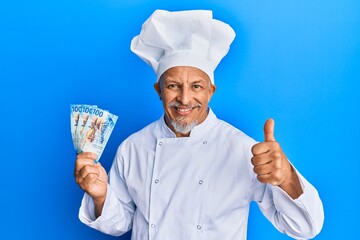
xmin=251 ymin=119 xmax=303 ymax=199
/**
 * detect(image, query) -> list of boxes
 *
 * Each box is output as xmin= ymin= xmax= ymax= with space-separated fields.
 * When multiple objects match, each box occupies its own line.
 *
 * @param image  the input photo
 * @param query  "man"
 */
xmin=74 ymin=10 xmax=324 ymax=239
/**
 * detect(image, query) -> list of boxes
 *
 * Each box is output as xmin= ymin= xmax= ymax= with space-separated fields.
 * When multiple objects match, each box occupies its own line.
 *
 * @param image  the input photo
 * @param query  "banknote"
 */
xmin=81 ymin=109 xmax=118 ymax=162
xmin=70 ymin=104 xmax=118 ymax=162
xmin=70 ymin=104 xmax=82 ymax=150
xmin=78 ymin=106 xmax=108 ymax=151
xmin=74 ymin=105 xmax=97 ymax=151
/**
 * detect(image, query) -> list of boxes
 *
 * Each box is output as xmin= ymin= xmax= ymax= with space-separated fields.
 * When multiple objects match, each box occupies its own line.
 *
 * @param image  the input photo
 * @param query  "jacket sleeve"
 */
xmin=78 ymin=148 xmax=136 ymax=236
xmin=252 ymin=168 xmax=324 ymax=239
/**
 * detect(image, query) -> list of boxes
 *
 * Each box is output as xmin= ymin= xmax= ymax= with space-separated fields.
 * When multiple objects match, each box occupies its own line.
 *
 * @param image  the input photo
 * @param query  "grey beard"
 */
xmin=166 ymin=101 xmax=202 ymax=134
xmin=170 ymin=119 xmax=198 ymax=135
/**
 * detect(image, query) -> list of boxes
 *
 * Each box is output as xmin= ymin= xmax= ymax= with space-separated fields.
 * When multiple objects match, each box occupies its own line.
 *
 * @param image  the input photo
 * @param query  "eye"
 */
xmin=192 ymin=84 xmax=203 ymax=90
xmin=167 ymin=84 xmax=179 ymax=90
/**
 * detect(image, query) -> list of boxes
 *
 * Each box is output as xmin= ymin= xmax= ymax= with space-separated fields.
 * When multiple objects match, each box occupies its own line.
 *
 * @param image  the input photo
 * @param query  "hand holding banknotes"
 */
xmin=71 ymin=104 xmax=118 ymax=217
xmin=74 ymin=152 xmax=108 ymax=217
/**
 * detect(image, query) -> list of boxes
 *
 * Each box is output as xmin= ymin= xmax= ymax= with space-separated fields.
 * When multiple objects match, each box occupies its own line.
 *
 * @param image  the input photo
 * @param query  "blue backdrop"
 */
xmin=1 ymin=0 xmax=359 ymax=239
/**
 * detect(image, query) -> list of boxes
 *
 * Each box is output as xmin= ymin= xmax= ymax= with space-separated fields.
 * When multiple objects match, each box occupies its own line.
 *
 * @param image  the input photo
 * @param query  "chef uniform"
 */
xmin=79 ymin=10 xmax=324 ymax=240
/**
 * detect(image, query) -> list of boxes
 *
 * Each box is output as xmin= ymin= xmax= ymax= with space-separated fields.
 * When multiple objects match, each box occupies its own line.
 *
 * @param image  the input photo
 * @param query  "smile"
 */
xmin=168 ymin=101 xmax=202 ymax=117
xmin=174 ymin=106 xmax=195 ymax=115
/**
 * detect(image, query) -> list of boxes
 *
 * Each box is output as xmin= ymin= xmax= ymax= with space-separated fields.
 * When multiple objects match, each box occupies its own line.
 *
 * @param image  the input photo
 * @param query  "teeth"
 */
xmin=177 ymin=108 xmax=191 ymax=112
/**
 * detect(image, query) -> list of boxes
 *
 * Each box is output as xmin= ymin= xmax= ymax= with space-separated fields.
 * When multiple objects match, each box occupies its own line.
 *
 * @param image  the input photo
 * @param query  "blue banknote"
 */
xmin=70 ymin=104 xmax=117 ymax=162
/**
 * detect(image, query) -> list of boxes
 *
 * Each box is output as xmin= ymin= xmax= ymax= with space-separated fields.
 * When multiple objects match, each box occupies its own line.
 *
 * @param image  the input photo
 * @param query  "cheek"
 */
xmin=198 ymin=93 xmax=211 ymax=105
xmin=162 ymin=92 xmax=178 ymax=103
xmin=161 ymin=93 xmax=175 ymax=108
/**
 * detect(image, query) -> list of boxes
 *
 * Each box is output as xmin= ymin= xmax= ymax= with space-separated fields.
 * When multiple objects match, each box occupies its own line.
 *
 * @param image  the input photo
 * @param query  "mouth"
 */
xmin=173 ymin=106 xmax=195 ymax=116
xmin=168 ymin=101 xmax=202 ymax=118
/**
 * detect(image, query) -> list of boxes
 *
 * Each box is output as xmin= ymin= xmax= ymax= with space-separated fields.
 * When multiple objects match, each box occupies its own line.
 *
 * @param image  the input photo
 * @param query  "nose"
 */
xmin=177 ymin=86 xmax=191 ymax=105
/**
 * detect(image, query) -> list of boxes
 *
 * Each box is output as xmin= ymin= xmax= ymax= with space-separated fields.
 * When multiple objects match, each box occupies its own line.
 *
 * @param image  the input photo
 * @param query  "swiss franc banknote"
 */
xmin=70 ymin=104 xmax=118 ymax=162
xmin=70 ymin=104 xmax=82 ymax=150
xmin=70 ymin=104 xmax=97 ymax=150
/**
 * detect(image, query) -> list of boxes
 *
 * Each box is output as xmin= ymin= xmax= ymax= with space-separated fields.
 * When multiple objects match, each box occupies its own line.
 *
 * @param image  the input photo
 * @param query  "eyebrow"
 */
xmin=161 ymin=76 xmax=210 ymax=86
xmin=192 ymin=78 xmax=212 ymax=87
xmin=163 ymin=79 xmax=181 ymax=84
xmin=163 ymin=79 xmax=207 ymax=85
xmin=191 ymin=79 xmax=206 ymax=84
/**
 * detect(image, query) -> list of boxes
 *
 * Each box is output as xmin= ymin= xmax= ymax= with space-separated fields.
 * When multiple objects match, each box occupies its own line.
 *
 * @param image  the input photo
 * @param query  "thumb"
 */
xmin=264 ymin=118 xmax=276 ymax=142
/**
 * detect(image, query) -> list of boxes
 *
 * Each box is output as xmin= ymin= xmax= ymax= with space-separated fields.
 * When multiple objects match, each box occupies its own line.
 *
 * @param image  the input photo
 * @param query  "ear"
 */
xmin=154 ymin=83 xmax=162 ymax=100
xmin=208 ymin=84 xmax=216 ymax=101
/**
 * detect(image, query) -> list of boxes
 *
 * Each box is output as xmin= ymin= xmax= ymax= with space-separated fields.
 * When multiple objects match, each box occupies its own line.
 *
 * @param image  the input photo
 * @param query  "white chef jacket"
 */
xmin=79 ymin=109 xmax=324 ymax=239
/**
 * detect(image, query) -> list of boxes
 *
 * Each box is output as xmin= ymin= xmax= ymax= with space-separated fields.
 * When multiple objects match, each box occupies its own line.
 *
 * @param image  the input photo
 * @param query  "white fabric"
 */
xmin=130 ymin=10 xmax=236 ymax=83
xmin=79 ymin=109 xmax=324 ymax=239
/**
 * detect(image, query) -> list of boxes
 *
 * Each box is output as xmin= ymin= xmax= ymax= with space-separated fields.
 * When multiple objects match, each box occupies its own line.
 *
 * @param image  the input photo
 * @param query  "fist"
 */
xmin=251 ymin=119 xmax=292 ymax=186
xmin=74 ymin=152 xmax=108 ymax=201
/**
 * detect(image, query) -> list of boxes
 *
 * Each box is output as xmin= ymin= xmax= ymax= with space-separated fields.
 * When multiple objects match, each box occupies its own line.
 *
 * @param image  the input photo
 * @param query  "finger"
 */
xmin=77 ymin=165 xmax=100 ymax=179
xmin=257 ymin=173 xmax=273 ymax=184
xmin=74 ymin=152 xmax=97 ymax=176
xmin=79 ymin=173 xmax=100 ymax=191
xmin=252 ymin=147 xmax=282 ymax=164
xmin=251 ymin=142 xmax=276 ymax=156
xmin=83 ymin=172 xmax=100 ymax=184
xmin=77 ymin=152 xmax=98 ymax=159
xmin=253 ymin=163 xmax=273 ymax=175
xmin=74 ymin=160 xmax=94 ymax=177
xmin=251 ymin=154 xmax=271 ymax=166
xmin=256 ymin=172 xmax=282 ymax=186
xmin=264 ymin=118 xmax=276 ymax=142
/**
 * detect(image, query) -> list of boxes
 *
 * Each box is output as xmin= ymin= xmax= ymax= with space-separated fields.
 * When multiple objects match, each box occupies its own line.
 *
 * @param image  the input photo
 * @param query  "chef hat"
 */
xmin=130 ymin=9 xmax=236 ymax=84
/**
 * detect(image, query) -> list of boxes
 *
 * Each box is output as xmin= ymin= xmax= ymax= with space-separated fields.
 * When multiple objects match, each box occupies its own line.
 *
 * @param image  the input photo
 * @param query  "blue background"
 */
xmin=1 ymin=0 xmax=359 ymax=239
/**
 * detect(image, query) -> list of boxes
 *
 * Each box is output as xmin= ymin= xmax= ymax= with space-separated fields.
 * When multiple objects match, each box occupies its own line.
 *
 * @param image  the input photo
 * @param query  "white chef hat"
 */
xmin=130 ymin=9 xmax=236 ymax=84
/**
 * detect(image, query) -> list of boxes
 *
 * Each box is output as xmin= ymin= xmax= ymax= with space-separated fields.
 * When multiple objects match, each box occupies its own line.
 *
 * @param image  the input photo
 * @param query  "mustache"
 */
xmin=168 ymin=101 xmax=202 ymax=109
